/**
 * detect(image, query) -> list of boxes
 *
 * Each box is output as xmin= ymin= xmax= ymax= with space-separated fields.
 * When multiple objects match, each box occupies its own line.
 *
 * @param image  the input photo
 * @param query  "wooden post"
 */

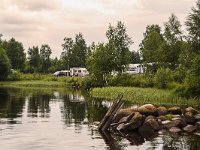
xmin=98 ymin=95 xmax=124 ymax=131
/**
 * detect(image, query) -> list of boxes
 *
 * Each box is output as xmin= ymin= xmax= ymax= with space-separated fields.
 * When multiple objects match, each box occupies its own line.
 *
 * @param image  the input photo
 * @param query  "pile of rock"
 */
xmin=109 ymin=104 xmax=200 ymax=136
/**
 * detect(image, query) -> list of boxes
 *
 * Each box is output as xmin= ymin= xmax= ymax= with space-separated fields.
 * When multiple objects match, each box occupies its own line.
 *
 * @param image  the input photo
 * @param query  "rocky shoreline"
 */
xmin=106 ymin=104 xmax=200 ymax=137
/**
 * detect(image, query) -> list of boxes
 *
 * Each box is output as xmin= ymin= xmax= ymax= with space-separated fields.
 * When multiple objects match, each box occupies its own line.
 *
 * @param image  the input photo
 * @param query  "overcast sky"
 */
xmin=0 ymin=0 xmax=196 ymax=57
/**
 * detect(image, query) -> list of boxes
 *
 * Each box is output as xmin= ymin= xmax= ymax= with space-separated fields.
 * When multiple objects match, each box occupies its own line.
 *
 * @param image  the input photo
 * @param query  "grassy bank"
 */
xmin=0 ymin=73 xmax=84 ymax=88
xmin=0 ymin=80 xmax=66 ymax=88
xmin=90 ymin=87 xmax=200 ymax=107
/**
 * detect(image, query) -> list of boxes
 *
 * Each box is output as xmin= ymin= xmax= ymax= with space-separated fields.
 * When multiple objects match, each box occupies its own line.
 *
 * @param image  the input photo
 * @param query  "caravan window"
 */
xmin=129 ymin=68 xmax=136 ymax=71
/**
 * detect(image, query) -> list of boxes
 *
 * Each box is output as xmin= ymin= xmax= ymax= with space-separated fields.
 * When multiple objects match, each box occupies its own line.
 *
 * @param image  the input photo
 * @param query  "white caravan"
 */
xmin=70 ymin=67 xmax=89 ymax=77
xmin=126 ymin=64 xmax=145 ymax=74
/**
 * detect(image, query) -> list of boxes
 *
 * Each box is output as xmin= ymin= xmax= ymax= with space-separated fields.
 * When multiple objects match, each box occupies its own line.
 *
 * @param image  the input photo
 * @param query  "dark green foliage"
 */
xmin=186 ymin=0 xmax=200 ymax=51
xmin=0 ymin=47 xmax=11 ymax=80
xmin=27 ymin=46 xmax=40 ymax=73
xmin=130 ymin=51 xmax=140 ymax=64
xmin=154 ymin=68 xmax=173 ymax=89
xmin=106 ymin=21 xmax=133 ymax=72
xmin=3 ymin=38 xmax=25 ymax=71
xmin=87 ymin=43 xmax=117 ymax=83
xmin=140 ymin=24 xmax=163 ymax=63
xmin=82 ymin=76 xmax=105 ymax=90
xmin=61 ymin=33 xmax=87 ymax=69
xmin=40 ymin=44 xmax=52 ymax=73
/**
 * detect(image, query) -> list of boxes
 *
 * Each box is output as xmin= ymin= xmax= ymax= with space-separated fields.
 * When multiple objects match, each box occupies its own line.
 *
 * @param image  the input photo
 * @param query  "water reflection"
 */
xmin=0 ymin=87 xmax=199 ymax=150
xmin=0 ymin=87 xmax=25 ymax=119
xmin=27 ymin=93 xmax=51 ymax=118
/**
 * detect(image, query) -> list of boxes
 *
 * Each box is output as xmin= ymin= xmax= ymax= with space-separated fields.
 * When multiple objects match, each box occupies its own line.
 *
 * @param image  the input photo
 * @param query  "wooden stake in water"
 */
xmin=98 ymin=95 xmax=124 ymax=131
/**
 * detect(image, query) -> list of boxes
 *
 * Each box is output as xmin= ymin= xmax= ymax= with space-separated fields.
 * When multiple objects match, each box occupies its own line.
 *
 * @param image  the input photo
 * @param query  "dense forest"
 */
xmin=1 ymin=0 xmax=200 ymax=97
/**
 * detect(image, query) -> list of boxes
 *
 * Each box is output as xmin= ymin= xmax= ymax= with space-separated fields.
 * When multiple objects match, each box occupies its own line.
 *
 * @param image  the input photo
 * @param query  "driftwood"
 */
xmin=98 ymin=95 xmax=124 ymax=131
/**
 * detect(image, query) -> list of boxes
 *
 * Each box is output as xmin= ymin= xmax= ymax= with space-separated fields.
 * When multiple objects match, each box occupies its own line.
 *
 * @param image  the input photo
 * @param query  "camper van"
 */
xmin=53 ymin=70 xmax=70 ymax=77
xmin=70 ymin=67 xmax=89 ymax=77
xmin=126 ymin=64 xmax=145 ymax=74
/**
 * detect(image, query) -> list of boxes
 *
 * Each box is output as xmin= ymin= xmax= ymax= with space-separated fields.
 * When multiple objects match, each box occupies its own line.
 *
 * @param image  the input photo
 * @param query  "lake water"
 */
xmin=0 ymin=86 xmax=199 ymax=150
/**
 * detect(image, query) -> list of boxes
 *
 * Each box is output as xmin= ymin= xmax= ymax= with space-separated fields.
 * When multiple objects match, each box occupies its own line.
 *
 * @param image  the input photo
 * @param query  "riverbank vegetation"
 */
xmin=0 ymin=72 xmax=84 ymax=88
xmin=90 ymin=87 xmax=200 ymax=107
xmin=1 ymin=0 xmax=200 ymax=100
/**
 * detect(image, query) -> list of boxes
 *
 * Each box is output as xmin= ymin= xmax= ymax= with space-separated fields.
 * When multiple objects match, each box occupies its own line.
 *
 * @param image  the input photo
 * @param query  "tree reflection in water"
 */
xmin=0 ymin=87 xmax=200 ymax=150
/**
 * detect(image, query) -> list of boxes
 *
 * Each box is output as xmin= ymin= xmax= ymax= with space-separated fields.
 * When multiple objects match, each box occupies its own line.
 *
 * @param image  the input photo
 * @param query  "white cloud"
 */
xmin=0 ymin=0 xmax=197 ymax=57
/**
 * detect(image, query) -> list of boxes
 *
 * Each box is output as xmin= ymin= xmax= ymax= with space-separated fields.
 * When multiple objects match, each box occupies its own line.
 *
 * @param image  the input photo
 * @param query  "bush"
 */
xmin=0 ymin=48 xmax=11 ymax=80
xmin=82 ymin=76 xmax=105 ymax=90
xmin=153 ymin=68 xmax=173 ymax=89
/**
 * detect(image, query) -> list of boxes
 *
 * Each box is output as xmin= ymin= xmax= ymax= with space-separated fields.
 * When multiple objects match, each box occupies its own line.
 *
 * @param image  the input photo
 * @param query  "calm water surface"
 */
xmin=0 ymin=87 xmax=199 ymax=150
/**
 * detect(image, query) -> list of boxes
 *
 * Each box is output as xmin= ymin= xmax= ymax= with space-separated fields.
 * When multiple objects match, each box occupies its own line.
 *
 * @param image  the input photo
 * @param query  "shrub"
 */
xmin=82 ymin=76 xmax=105 ymax=90
xmin=0 ymin=48 xmax=11 ymax=80
xmin=153 ymin=68 xmax=173 ymax=89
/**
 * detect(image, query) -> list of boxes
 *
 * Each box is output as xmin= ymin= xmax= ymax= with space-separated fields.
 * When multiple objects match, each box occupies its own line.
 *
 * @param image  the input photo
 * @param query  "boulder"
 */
xmin=168 ymin=107 xmax=182 ymax=115
xmin=118 ymin=112 xmax=135 ymax=124
xmin=194 ymin=114 xmax=200 ymax=121
xmin=185 ymin=112 xmax=195 ymax=124
xmin=138 ymin=104 xmax=157 ymax=116
xmin=169 ymin=127 xmax=182 ymax=133
xmin=126 ymin=132 xmax=145 ymax=146
xmin=183 ymin=125 xmax=196 ymax=133
xmin=157 ymin=106 xmax=168 ymax=116
xmin=171 ymin=115 xmax=181 ymax=121
xmin=194 ymin=132 xmax=200 ymax=136
xmin=162 ymin=119 xmax=186 ymax=129
xmin=157 ymin=115 xmax=167 ymax=121
xmin=114 ymin=108 xmax=136 ymax=123
xmin=138 ymin=117 xmax=160 ymax=133
xmin=195 ymin=122 xmax=200 ymax=130
xmin=124 ymin=112 xmax=145 ymax=131
xmin=185 ymin=107 xmax=199 ymax=115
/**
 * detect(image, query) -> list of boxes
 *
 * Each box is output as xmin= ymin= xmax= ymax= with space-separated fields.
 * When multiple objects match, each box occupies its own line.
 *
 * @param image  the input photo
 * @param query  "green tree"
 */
xmin=106 ymin=21 xmax=133 ymax=72
xmin=61 ymin=37 xmax=73 ymax=70
xmin=49 ymin=57 xmax=63 ymax=73
xmin=130 ymin=51 xmax=140 ymax=64
xmin=87 ymin=42 xmax=117 ymax=83
xmin=61 ymin=33 xmax=87 ymax=69
xmin=27 ymin=46 xmax=40 ymax=73
xmin=186 ymin=0 xmax=200 ymax=52
xmin=159 ymin=14 xmax=183 ymax=69
xmin=140 ymin=25 xmax=164 ymax=73
xmin=40 ymin=44 xmax=52 ymax=73
xmin=72 ymin=33 xmax=87 ymax=67
xmin=140 ymin=24 xmax=164 ymax=63
xmin=0 ymin=47 xmax=11 ymax=80
xmin=3 ymin=38 xmax=25 ymax=71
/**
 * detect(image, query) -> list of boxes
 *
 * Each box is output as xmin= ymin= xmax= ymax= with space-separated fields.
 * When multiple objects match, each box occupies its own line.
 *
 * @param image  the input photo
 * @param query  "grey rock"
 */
xmin=183 ymin=125 xmax=196 ymax=133
xmin=114 ymin=108 xmax=136 ymax=123
xmin=185 ymin=107 xmax=199 ymax=115
xmin=195 ymin=122 xmax=200 ymax=130
xmin=185 ymin=111 xmax=195 ymax=124
xmin=157 ymin=106 xmax=168 ymax=116
xmin=125 ymin=112 xmax=145 ymax=131
xmin=169 ymin=127 xmax=182 ymax=133
xmin=139 ymin=118 xmax=160 ymax=133
xmin=157 ymin=115 xmax=167 ymax=121
xmin=168 ymin=107 xmax=182 ymax=115
xmin=162 ymin=120 xmax=184 ymax=129
xmin=194 ymin=114 xmax=200 ymax=121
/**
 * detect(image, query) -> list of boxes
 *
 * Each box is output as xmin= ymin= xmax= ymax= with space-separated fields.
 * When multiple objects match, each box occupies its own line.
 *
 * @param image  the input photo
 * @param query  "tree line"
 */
xmin=1 ymin=0 xmax=200 ymax=97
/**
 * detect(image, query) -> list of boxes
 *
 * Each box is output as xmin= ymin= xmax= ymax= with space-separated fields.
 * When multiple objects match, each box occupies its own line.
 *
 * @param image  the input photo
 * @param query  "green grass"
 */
xmin=0 ymin=80 xmax=66 ymax=88
xmin=2 ymin=72 xmax=85 ymax=88
xmin=90 ymin=86 xmax=200 ymax=107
